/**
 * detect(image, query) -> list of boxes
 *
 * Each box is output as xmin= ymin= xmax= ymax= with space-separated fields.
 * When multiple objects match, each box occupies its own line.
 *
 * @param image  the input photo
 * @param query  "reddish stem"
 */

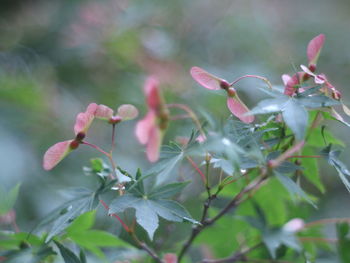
xmin=230 ymin=75 xmax=272 ymax=89
xmin=288 ymin=155 xmax=321 ymax=159
xmin=186 ymin=156 xmax=206 ymax=183
xmin=300 ymin=237 xmax=338 ymax=243
xmin=99 ymin=199 xmax=130 ymax=232
xmin=82 ymin=141 xmax=110 ymax=156
xmin=82 ymin=141 xmax=117 ymax=180
xmin=304 ymin=218 xmax=350 ymax=228
xmin=169 ymin=114 xmax=191 ymax=121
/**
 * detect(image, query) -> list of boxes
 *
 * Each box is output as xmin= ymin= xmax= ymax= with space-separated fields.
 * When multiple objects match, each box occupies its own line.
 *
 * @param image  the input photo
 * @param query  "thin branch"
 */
xmin=202 ymin=243 xmax=262 ymax=263
xmin=130 ymin=232 xmax=164 ymax=263
xmin=178 ymin=170 xmax=268 ymax=262
xmin=178 ymin=191 xmax=217 ymax=262
xmin=206 ymin=174 xmax=267 ymax=225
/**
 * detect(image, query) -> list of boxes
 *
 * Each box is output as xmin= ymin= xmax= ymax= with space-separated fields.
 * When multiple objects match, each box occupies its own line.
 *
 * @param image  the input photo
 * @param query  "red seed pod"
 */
xmin=75 ymin=132 xmax=86 ymax=141
xmin=69 ymin=140 xmax=80 ymax=150
xmin=108 ymin=116 xmax=122 ymax=124
xmin=220 ymin=80 xmax=231 ymax=90
xmin=308 ymin=64 xmax=316 ymax=73
xmin=227 ymin=87 xmax=236 ymax=97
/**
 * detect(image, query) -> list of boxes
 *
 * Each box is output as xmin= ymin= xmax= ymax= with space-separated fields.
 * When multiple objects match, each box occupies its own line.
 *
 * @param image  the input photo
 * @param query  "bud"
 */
xmin=69 ymin=140 xmax=80 ymax=150
xmin=283 ymin=218 xmax=305 ymax=232
xmin=226 ymin=87 xmax=236 ymax=97
xmin=220 ymin=80 xmax=231 ymax=90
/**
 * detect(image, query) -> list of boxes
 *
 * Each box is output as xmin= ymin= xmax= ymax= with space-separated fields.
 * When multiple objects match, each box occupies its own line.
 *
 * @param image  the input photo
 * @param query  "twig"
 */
xmin=178 ymin=170 xmax=268 ymax=262
xmin=130 ymin=232 xmax=164 ymax=263
xmin=206 ymin=174 xmax=267 ymax=225
xmin=178 ymin=192 xmax=217 ymax=262
xmin=202 ymin=243 xmax=262 ymax=263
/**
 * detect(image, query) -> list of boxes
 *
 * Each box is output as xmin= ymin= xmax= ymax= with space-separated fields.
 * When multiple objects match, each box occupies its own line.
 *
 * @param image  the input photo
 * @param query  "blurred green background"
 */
xmin=1 ymin=0 xmax=350 ymax=258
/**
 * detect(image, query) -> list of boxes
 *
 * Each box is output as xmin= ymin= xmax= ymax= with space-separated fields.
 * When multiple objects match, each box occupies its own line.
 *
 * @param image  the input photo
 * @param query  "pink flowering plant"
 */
xmin=2 ymin=35 xmax=350 ymax=263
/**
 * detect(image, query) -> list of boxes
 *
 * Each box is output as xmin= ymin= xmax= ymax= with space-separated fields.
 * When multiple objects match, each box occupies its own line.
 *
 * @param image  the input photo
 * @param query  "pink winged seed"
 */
xmin=282 ymin=74 xmax=291 ymax=86
xmin=283 ymin=72 xmax=304 ymax=96
xmin=43 ymin=140 xmax=73 ymax=170
xmin=135 ymin=111 xmax=157 ymax=145
xmin=117 ymin=104 xmax=139 ymax=120
xmin=190 ymin=66 xmax=224 ymax=90
xmin=300 ymin=65 xmax=325 ymax=84
xmin=144 ymin=76 xmax=161 ymax=110
xmin=307 ymin=34 xmax=325 ymax=66
xmin=95 ymin=104 xmax=114 ymax=120
xmin=74 ymin=103 xmax=98 ymax=134
xmin=227 ymin=97 xmax=254 ymax=123
xmin=85 ymin=103 xmax=99 ymax=114
xmin=146 ymin=126 xmax=162 ymax=162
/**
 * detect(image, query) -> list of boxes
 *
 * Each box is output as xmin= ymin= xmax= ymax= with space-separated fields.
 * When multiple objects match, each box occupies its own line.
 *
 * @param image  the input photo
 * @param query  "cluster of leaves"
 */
xmin=1 ymin=34 xmax=350 ymax=263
